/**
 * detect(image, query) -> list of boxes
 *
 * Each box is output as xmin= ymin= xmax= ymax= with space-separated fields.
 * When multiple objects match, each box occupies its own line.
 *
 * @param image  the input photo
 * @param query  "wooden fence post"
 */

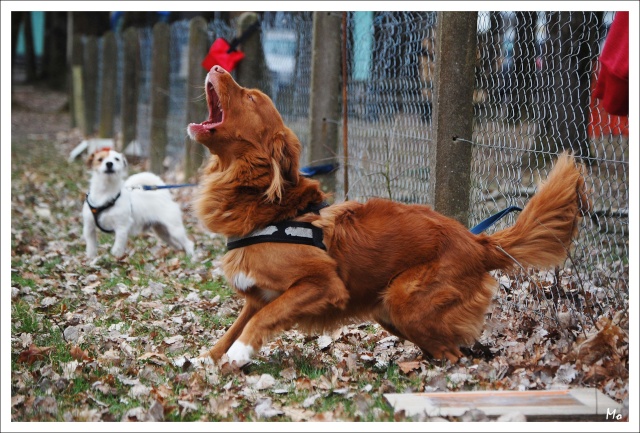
xmin=149 ymin=22 xmax=170 ymax=174
xmin=98 ymin=31 xmax=117 ymax=139
xmin=184 ymin=17 xmax=209 ymax=180
xmin=70 ymin=34 xmax=85 ymax=133
xmin=308 ymin=11 xmax=342 ymax=195
xmin=427 ymin=12 xmax=477 ymax=226
xmin=121 ymin=27 xmax=140 ymax=153
xmin=83 ymin=35 xmax=99 ymax=137
xmin=235 ymin=12 xmax=269 ymax=93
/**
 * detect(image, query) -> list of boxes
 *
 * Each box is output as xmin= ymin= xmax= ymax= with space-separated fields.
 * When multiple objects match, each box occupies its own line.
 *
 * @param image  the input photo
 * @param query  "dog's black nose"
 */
xmin=106 ymin=161 xmax=113 ymax=169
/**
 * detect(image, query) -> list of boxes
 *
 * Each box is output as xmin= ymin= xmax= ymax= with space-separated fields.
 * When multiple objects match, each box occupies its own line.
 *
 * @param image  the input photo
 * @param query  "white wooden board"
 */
xmin=384 ymin=388 xmax=622 ymax=418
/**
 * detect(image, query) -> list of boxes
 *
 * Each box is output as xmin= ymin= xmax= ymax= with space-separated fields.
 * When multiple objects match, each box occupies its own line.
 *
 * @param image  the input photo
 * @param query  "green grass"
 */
xmin=12 ymin=300 xmax=42 ymax=334
xmin=11 ymin=273 xmax=38 ymax=290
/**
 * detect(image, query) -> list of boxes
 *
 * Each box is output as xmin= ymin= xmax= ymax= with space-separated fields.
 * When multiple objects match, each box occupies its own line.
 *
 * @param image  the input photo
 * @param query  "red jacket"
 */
xmin=593 ymin=11 xmax=629 ymax=116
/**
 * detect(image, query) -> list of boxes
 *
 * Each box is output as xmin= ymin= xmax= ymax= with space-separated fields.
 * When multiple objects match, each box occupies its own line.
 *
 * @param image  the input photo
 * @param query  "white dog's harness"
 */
xmin=85 ymin=192 xmax=121 ymax=233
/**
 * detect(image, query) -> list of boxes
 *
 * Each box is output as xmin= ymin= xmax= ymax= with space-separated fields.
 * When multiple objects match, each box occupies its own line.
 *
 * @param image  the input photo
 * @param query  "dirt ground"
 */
xmin=11 ymin=84 xmax=75 ymax=140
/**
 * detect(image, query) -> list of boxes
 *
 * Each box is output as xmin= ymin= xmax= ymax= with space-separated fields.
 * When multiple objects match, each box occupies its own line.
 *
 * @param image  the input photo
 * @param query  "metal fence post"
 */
xmin=184 ymin=17 xmax=209 ymax=180
xmin=428 ymin=11 xmax=477 ymax=226
xmin=121 ymin=27 xmax=140 ymax=153
xmin=149 ymin=22 xmax=170 ymax=174
xmin=98 ymin=31 xmax=117 ymax=139
xmin=308 ymin=11 xmax=342 ymax=195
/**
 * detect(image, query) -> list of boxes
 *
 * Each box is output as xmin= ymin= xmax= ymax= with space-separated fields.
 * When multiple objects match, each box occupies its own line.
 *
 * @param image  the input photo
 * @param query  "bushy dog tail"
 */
xmin=485 ymin=152 xmax=589 ymax=271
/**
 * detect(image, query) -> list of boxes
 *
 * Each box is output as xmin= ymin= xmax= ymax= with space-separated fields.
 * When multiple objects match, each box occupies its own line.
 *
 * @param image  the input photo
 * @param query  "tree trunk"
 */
xmin=540 ymin=12 xmax=600 ymax=159
xmin=42 ymin=12 xmax=68 ymax=90
xmin=511 ymin=11 xmax=537 ymax=120
xmin=23 ymin=12 xmax=38 ymax=82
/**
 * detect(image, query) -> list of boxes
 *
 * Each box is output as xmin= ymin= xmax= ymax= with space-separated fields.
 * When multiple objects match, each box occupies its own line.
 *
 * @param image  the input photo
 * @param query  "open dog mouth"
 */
xmin=187 ymin=68 xmax=231 ymax=141
xmin=200 ymin=81 xmax=223 ymax=131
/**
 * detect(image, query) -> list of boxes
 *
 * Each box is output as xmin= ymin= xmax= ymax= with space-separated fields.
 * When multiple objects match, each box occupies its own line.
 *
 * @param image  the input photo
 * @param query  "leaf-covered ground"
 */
xmin=8 ymin=84 xmax=629 ymax=423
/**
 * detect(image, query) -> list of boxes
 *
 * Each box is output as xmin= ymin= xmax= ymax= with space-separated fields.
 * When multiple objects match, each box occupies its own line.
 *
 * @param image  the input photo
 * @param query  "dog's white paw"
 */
xmin=110 ymin=246 xmax=126 ymax=258
xmin=192 ymin=355 xmax=215 ymax=367
xmin=226 ymin=341 xmax=255 ymax=366
xmin=86 ymin=244 xmax=97 ymax=258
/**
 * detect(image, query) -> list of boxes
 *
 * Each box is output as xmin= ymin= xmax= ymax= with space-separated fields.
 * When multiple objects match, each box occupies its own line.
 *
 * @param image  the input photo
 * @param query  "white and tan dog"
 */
xmin=82 ymin=148 xmax=194 ymax=258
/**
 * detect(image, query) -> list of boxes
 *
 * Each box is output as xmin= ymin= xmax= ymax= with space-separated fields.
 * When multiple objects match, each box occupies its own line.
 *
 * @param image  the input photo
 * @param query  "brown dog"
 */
xmin=188 ymin=65 xmax=588 ymax=366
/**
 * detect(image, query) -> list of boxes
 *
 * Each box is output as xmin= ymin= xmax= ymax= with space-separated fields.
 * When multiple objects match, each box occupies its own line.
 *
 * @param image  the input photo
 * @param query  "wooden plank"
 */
xmin=121 ymin=27 xmax=140 ymax=153
xmin=308 ymin=11 xmax=342 ymax=195
xmin=149 ymin=22 xmax=170 ymax=174
xmin=98 ymin=31 xmax=117 ymax=139
xmin=184 ymin=16 xmax=209 ymax=180
xmin=384 ymin=388 xmax=623 ymax=419
xmin=83 ymin=35 xmax=99 ymax=136
xmin=427 ymin=12 xmax=477 ymax=226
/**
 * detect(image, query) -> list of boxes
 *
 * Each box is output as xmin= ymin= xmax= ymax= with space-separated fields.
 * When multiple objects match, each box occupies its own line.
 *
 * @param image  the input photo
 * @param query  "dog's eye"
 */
xmin=115 ymin=157 xmax=120 ymax=162
xmin=248 ymin=94 xmax=255 ymax=102
xmin=98 ymin=158 xmax=103 ymax=162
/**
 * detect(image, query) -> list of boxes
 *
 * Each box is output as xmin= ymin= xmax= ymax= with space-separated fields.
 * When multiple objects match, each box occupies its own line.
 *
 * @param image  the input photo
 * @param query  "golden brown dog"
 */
xmin=188 ymin=65 xmax=588 ymax=366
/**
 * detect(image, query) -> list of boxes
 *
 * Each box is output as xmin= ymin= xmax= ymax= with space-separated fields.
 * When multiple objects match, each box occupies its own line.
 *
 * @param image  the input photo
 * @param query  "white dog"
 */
xmin=82 ymin=148 xmax=195 ymax=258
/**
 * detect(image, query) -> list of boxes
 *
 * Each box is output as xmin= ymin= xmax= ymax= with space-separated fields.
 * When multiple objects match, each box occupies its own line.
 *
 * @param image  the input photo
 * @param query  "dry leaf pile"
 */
xmin=9 ymin=85 xmax=629 ymax=422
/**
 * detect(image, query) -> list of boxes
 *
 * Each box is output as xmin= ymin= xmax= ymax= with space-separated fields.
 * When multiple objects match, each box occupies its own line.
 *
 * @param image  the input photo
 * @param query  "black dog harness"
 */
xmin=85 ymin=192 xmax=120 ymax=233
xmin=227 ymin=202 xmax=329 ymax=251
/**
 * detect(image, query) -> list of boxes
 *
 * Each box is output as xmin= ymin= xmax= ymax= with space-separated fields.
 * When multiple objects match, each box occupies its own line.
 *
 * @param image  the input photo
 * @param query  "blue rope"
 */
xmin=141 ymin=183 xmax=198 ymax=191
xmin=469 ymin=205 xmax=522 ymax=234
xmin=138 ymin=166 xmax=517 ymax=236
xmin=139 ymin=163 xmax=338 ymax=191
xmin=300 ymin=163 xmax=338 ymax=177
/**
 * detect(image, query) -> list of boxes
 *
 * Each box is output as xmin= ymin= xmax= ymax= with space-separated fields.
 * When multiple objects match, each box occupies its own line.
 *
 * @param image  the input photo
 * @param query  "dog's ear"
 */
xmin=86 ymin=151 xmax=96 ymax=168
xmin=265 ymin=128 xmax=301 ymax=203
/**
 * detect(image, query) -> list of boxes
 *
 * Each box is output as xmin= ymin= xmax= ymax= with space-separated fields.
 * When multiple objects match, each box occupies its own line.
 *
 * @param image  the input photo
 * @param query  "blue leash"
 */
xmin=141 ymin=183 xmax=198 ymax=191
xmin=469 ymin=205 xmax=522 ymax=234
xmin=140 ymin=164 xmax=338 ymax=190
xmin=299 ymin=163 xmax=338 ymax=177
xmin=138 ymin=164 xmax=518 ymax=235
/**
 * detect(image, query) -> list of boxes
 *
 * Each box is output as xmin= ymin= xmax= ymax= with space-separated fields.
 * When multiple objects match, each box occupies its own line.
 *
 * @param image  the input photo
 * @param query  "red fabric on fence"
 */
xmin=202 ymin=38 xmax=245 ymax=72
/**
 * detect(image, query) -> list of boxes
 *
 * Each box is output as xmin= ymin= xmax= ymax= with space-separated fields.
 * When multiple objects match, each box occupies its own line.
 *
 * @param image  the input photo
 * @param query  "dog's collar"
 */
xmin=227 ymin=221 xmax=326 ymax=251
xmin=85 ymin=192 xmax=121 ymax=233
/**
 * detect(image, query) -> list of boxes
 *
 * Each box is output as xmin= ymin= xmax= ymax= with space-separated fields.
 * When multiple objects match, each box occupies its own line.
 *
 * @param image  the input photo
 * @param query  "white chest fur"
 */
xmin=231 ymin=272 xmax=256 ymax=292
xmin=228 ymin=271 xmax=281 ymax=302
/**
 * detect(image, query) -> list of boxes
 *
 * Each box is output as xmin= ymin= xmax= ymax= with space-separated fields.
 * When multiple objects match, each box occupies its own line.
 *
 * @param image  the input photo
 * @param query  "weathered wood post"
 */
xmin=184 ymin=17 xmax=209 ymax=180
xmin=98 ymin=31 xmax=117 ymax=139
xmin=427 ymin=12 xmax=477 ymax=226
xmin=235 ymin=12 xmax=269 ymax=94
xmin=83 ymin=35 xmax=99 ymax=137
xmin=308 ymin=11 xmax=342 ymax=194
xmin=121 ymin=27 xmax=140 ymax=153
xmin=149 ymin=22 xmax=170 ymax=174
xmin=70 ymin=34 xmax=85 ymax=133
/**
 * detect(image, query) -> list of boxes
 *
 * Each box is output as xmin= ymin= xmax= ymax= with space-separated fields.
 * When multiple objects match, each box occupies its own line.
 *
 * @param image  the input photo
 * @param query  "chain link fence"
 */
xmin=86 ymin=11 xmax=628 ymax=328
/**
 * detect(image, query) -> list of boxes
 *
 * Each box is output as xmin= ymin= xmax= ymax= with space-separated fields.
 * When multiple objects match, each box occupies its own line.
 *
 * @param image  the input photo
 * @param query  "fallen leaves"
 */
xmin=397 ymin=361 xmax=421 ymax=374
xmin=18 ymin=344 xmax=53 ymax=365
xmin=255 ymin=397 xmax=283 ymax=419
xmin=70 ymin=345 xmax=92 ymax=362
xmin=9 ymin=91 xmax=629 ymax=422
xmin=567 ymin=315 xmax=628 ymax=367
